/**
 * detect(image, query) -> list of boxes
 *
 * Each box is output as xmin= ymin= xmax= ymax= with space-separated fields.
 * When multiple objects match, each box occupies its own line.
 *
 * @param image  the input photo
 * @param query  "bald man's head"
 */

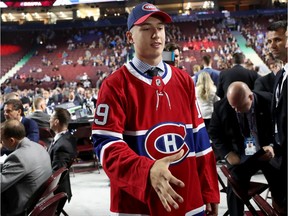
xmin=227 ymin=82 xmax=253 ymax=113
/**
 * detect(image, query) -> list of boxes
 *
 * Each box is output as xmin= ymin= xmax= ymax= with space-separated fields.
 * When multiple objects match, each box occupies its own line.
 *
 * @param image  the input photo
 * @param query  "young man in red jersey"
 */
xmin=92 ymin=2 xmax=219 ymax=215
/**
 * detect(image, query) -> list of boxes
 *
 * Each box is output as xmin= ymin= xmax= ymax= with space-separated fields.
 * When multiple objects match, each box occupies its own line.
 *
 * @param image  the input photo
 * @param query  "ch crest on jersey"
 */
xmin=144 ymin=122 xmax=190 ymax=164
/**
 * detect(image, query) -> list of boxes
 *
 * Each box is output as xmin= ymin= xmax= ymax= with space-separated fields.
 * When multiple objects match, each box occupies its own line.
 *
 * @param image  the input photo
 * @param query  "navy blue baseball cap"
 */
xmin=127 ymin=2 xmax=172 ymax=30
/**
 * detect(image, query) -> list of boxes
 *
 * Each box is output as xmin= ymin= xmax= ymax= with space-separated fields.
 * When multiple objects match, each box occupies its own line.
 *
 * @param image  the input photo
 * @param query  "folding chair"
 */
xmin=24 ymin=167 xmax=68 ymax=215
xmin=253 ymin=194 xmax=280 ymax=216
xmin=220 ymin=165 xmax=269 ymax=216
xmin=39 ymin=128 xmax=54 ymax=148
xmin=72 ymin=126 xmax=100 ymax=173
xmin=38 ymin=140 xmax=48 ymax=149
xmin=29 ymin=192 xmax=68 ymax=216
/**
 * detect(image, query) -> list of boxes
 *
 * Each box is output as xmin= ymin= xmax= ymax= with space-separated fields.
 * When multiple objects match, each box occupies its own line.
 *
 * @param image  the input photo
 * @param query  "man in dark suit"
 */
xmin=1 ymin=119 xmax=52 ymax=216
xmin=216 ymin=52 xmax=259 ymax=98
xmin=254 ymin=59 xmax=283 ymax=93
xmin=27 ymin=97 xmax=50 ymax=129
xmin=48 ymin=107 xmax=77 ymax=211
xmin=3 ymin=99 xmax=39 ymax=143
xmin=266 ymin=20 xmax=287 ymax=214
xmin=194 ymin=54 xmax=220 ymax=86
xmin=43 ymin=90 xmax=55 ymax=107
xmin=209 ymin=81 xmax=282 ymax=216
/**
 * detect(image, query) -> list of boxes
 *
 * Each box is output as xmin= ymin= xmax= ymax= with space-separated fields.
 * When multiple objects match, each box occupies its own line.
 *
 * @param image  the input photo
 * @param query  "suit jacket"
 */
xmin=271 ymin=69 xmax=287 ymax=206
xmin=272 ymin=69 xmax=287 ymax=150
xmin=74 ymin=94 xmax=85 ymax=106
xmin=209 ymin=91 xmax=273 ymax=159
xmin=216 ymin=65 xmax=259 ymax=98
xmin=254 ymin=72 xmax=276 ymax=94
xmin=27 ymin=111 xmax=50 ymax=129
xmin=194 ymin=68 xmax=220 ymax=86
xmin=1 ymin=137 xmax=52 ymax=216
xmin=48 ymin=131 xmax=77 ymax=201
xmin=21 ymin=117 xmax=40 ymax=143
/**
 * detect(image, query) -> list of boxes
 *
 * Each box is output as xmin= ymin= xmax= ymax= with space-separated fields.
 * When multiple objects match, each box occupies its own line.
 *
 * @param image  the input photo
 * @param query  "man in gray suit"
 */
xmin=27 ymin=97 xmax=50 ymax=129
xmin=0 ymin=119 xmax=52 ymax=216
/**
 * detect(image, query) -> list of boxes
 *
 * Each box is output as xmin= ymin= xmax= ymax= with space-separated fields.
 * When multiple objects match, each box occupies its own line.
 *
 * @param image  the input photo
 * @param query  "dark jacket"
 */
xmin=216 ymin=65 xmax=259 ymax=98
xmin=271 ymin=69 xmax=287 ymax=207
xmin=21 ymin=117 xmax=40 ymax=143
xmin=209 ymin=91 xmax=274 ymax=159
xmin=254 ymin=72 xmax=276 ymax=94
xmin=48 ymin=131 xmax=77 ymax=201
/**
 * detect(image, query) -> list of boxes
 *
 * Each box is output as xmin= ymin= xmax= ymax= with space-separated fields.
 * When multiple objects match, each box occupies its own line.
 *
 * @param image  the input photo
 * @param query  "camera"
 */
xmin=162 ymin=51 xmax=175 ymax=65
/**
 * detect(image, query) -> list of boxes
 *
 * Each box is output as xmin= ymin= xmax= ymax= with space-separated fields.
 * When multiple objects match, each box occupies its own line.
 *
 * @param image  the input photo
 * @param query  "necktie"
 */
xmin=275 ymin=69 xmax=285 ymax=107
xmin=146 ymin=67 xmax=159 ymax=77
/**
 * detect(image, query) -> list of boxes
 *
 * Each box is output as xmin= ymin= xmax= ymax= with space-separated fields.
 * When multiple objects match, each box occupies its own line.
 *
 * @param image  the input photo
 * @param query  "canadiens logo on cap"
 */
xmin=142 ymin=3 xmax=158 ymax=11
xmin=127 ymin=2 xmax=172 ymax=30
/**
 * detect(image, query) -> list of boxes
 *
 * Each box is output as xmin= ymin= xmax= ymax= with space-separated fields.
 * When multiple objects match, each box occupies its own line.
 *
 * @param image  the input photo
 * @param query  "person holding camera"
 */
xmin=164 ymin=42 xmax=181 ymax=68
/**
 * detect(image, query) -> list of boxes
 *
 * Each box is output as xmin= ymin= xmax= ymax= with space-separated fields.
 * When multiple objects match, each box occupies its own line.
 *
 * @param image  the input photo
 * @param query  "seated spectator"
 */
xmin=3 ymin=99 xmax=39 ymax=143
xmin=68 ymin=91 xmax=75 ymax=103
xmin=77 ymin=57 xmax=84 ymax=66
xmin=62 ymin=58 xmax=68 ymax=65
xmin=89 ymin=41 xmax=96 ymax=49
xmin=48 ymin=108 xmax=77 ymax=210
xmin=62 ymin=51 xmax=68 ymax=59
xmin=43 ymin=90 xmax=54 ymax=107
xmin=41 ymin=74 xmax=51 ymax=82
xmin=1 ymin=92 xmax=20 ymax=123
xmin=27 ymin=97 xmax=50 ymax=129
xmin=36 ymin=67 xmax=42 ymax=73
xmin=83 ymin=88 xmax=96 ymax=116
xmin=209 ymin=82 xmax=282 ymax=215
xmin=1 ymin=119 xmax=52 ymax=216
xmin=25 ymin=75 xmax=34 ymax=83
xmin=29 ymin=67 xmax=37 ymax=73
xmin=83 ymin=79 xmax=91 ymax=88
xmin=80 ymin=72 xmax=89 ymax=81
xmin=19 ymin=73 xmax=26 ymax=80
xmin=52 ymin=65 xmax=60 ymax=71
xmin=20 ymin=96 xmax=32 ymax=116
xmin=41 ymin=55 xmax=48 ymax=65
xmin=74 ymin=87 xmax=85 ymax=106
xmin=189 ymin=55 xmax=197 ymax=62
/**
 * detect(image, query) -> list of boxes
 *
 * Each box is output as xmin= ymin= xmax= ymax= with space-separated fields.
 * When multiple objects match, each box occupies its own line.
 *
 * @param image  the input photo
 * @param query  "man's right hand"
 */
xmin=149 ymin=150 xmax=185 ymax=212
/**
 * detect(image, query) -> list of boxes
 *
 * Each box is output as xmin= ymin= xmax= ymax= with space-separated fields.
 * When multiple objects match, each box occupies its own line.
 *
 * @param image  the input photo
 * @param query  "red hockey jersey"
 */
xmin=92 ymin=62 xmax=219 ymax=216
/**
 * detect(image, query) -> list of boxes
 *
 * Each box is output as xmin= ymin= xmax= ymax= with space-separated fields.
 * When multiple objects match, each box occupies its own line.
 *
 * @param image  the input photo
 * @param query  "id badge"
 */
xmin=244 ymin=137 xmax=256 ymax=155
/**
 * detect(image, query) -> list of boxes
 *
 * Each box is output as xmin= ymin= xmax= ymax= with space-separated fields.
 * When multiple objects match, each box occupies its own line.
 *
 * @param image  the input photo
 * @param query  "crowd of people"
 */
xmin=5 ymin=12 xmax=285 ymax=91
xmin=0 ymin=2 xmax=287 ymax=216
